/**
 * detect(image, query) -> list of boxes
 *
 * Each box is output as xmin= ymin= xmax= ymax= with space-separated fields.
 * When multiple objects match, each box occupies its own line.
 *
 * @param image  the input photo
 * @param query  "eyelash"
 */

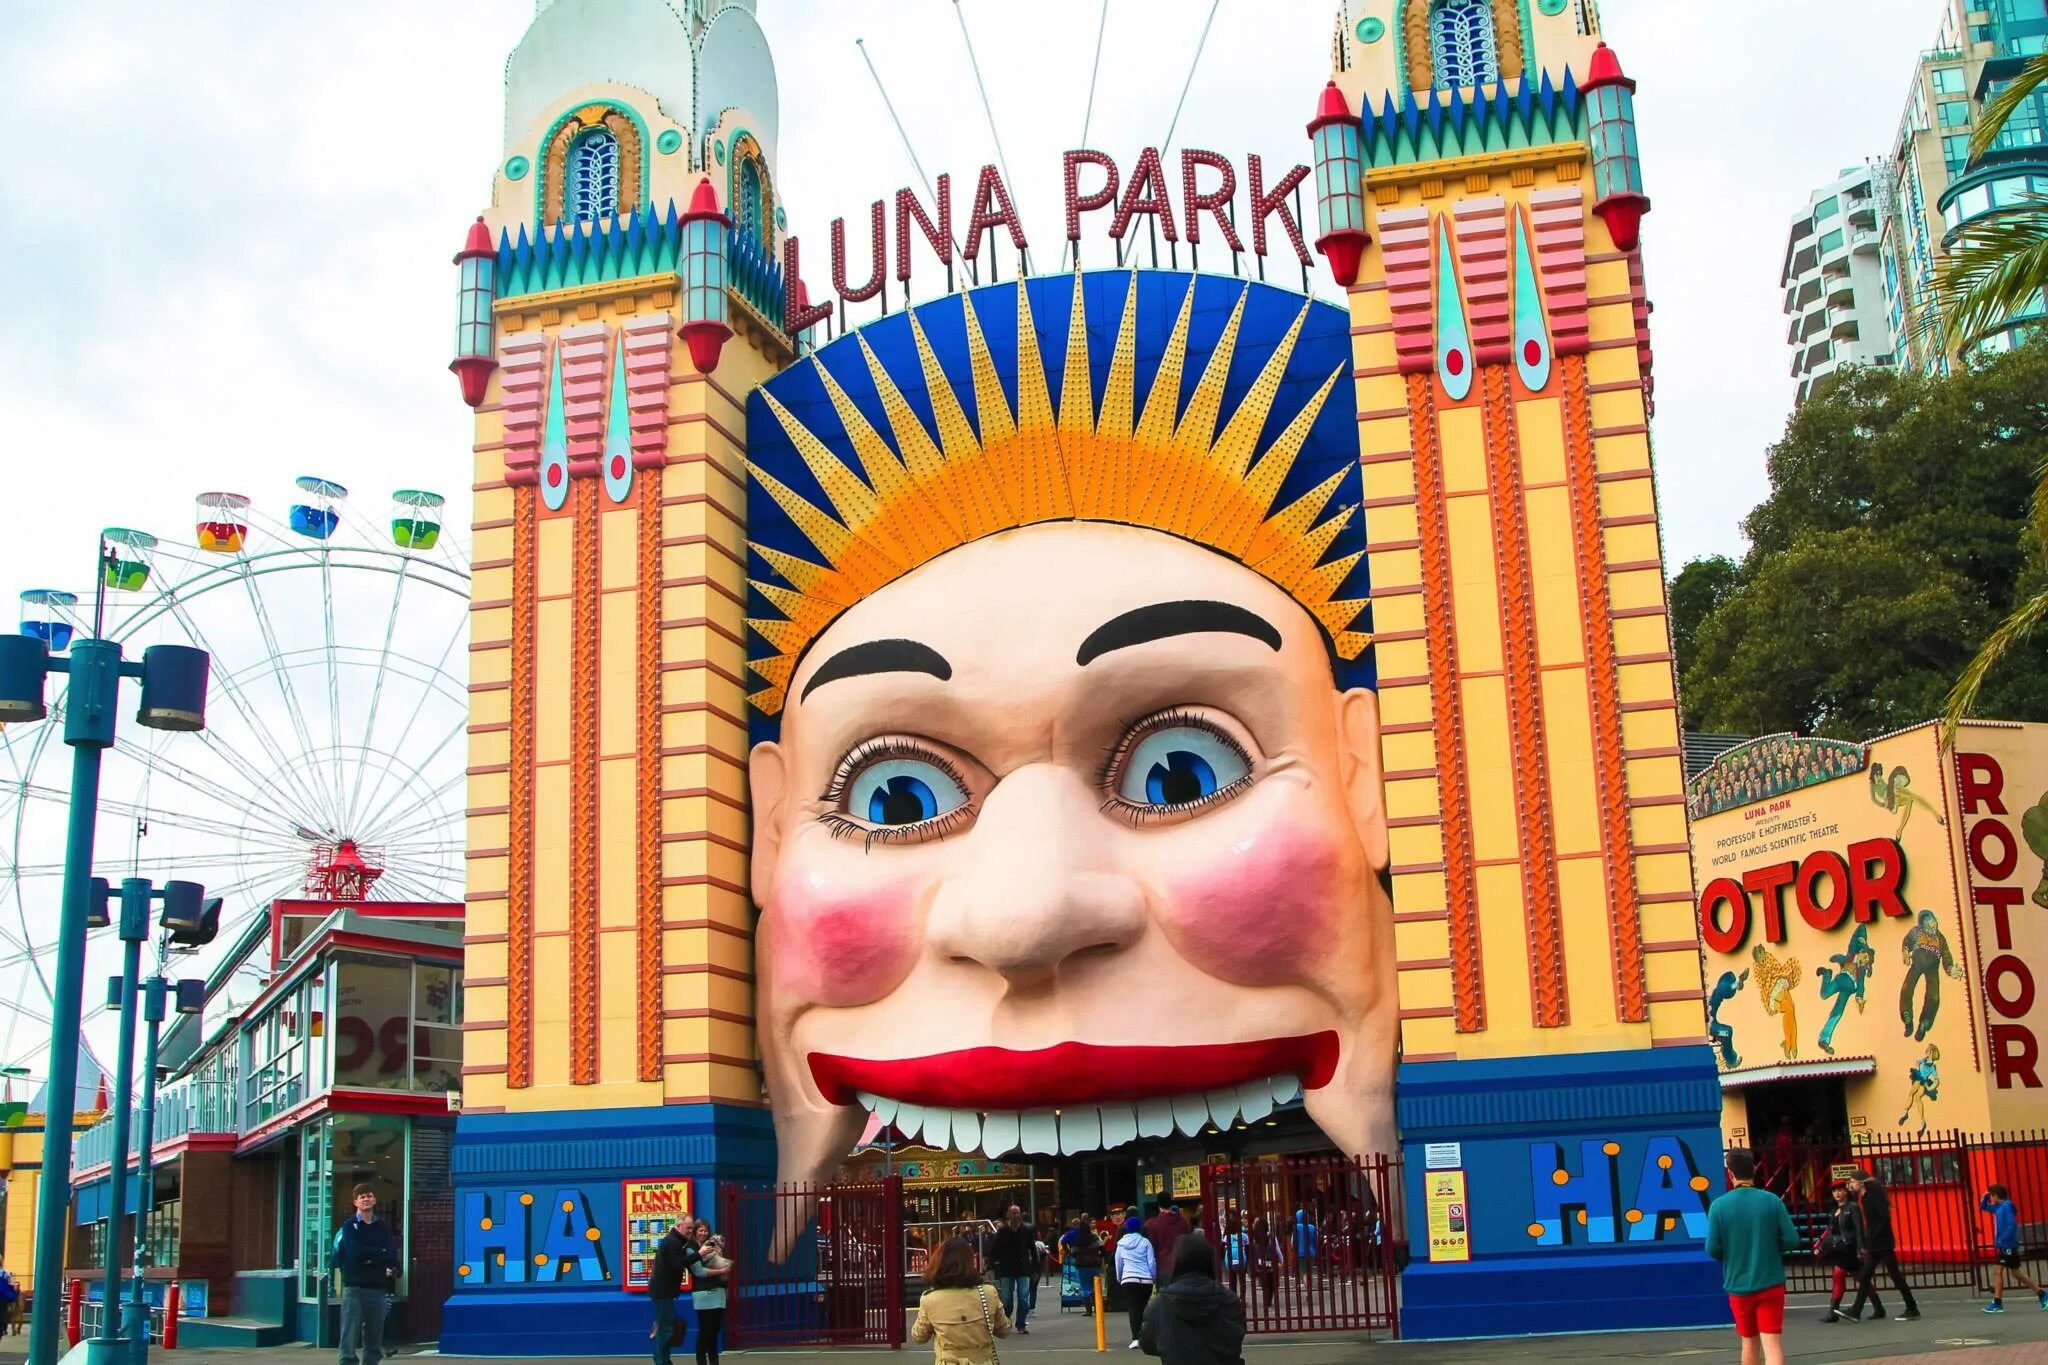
xmin=818 ymin=738 xmax=976 ymax=847
xmin=1096 ymin=709 xmax=1255 ymax=825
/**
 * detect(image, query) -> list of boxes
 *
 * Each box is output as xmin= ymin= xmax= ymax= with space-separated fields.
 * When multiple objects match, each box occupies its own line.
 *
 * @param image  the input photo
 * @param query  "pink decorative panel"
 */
xmin=622 ymin=313 xmax=673 ymax=471
xmin=1451 ymin=198 xmax=1510 ymax=368
xmin=499 ymin=331 xmax=548 ymax=487
xmin=1380 ymin=206 xmax=1435 ymax=376
xmin=1529 ymin=187 xmax=1590 ymax=359
xmin=559 ymin=322 xmax=611 ymax=479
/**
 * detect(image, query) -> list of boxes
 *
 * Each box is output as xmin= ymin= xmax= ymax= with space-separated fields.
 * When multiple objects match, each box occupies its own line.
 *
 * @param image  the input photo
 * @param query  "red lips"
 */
xmin=808 ymin=1033 xmax=1339 ymax=1110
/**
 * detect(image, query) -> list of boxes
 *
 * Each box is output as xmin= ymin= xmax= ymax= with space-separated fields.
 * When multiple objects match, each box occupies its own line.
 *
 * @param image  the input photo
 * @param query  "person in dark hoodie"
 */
xmin=1845 ymin=1171 xmax=1920 ymax=1322
xmin=1142 ymin=1235 xmax=1245 ymax=1365
xmin=332 ymin=1185 xmax=399 ymax=1365
xmin=1143 ymin=1201 xmax=1192 ymax=1287
xmin=648 ymin=1218 xmax=705 ymax=1365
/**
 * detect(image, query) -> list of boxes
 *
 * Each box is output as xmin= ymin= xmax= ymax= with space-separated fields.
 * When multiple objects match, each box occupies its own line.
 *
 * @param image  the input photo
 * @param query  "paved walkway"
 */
xmin=11 ymin=1290 xmax=2048 ymax=1365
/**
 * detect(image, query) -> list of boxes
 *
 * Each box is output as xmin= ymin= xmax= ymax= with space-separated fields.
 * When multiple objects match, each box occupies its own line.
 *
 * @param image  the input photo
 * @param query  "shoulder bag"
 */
xmin=978 ymin=1284 xmax=1000 ymax=1365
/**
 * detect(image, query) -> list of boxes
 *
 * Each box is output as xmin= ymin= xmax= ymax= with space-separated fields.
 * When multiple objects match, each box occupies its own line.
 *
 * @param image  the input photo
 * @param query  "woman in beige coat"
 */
xmin=912 ymin=1237 xmax=1011 ymax=1365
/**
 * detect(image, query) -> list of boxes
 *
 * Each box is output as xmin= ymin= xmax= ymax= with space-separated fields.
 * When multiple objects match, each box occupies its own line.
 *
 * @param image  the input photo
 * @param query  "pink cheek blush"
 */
xmin=765 ymin=870 xmax=921 ymax=1008
xmin=1162 ymin=827 xmax=1344 ymax=987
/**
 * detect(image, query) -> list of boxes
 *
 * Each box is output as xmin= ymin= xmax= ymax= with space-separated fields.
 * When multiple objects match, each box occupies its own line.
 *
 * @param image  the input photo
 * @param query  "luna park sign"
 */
xmin=777 ymin=149 xmax=1318 ymax=333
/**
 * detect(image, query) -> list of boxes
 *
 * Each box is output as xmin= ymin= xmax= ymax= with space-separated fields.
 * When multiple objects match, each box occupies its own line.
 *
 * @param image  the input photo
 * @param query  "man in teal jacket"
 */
xmin=1706 ymin=1149 xmax=1800 ymax=1365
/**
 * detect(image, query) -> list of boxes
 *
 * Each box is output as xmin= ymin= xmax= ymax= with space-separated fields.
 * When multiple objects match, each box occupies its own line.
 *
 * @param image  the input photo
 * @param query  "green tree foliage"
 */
xmin=1677 ymin=345 xmax=2048 ymax=739
xmin=1668 ymin=555 xmax=1738 ymax=697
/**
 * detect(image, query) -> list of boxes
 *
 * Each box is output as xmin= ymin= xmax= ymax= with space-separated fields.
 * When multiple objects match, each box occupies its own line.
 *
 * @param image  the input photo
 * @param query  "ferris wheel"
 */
xmin=0 ymin=478 xmax=470 ymax=1078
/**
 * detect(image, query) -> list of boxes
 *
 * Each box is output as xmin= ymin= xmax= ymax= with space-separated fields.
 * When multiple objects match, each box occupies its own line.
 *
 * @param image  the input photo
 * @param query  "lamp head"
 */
xmin=135 ymin=644 xmax=208 ymax=732
xmin=173 ymin=979 xmax=206 ymax=1016
xmin=0 ymin=636 xmax=49 ymax=723
xmin=161 ymin=885 xmax=220 ymax=947
xmin=84 ymin=877 xmax=111 ymax=930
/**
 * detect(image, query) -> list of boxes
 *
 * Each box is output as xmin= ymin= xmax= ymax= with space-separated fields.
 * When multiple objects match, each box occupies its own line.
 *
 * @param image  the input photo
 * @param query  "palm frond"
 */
xmin=1932 ymin=201 xmax=2048 ymax=348
xmin=1943 ymin=586 xmax=2048 ymax=749
xmin=1971 ymin=53 xmax=2048 ymax=163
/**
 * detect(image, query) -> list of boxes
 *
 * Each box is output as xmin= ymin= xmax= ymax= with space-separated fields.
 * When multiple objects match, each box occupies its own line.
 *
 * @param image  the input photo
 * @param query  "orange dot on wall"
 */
xmin=496 ymin=1254 xmax=506 ymax=1266
xmin=459 ymin=1265 xmax=472 ymax=1278
xmin=1690 ymin=1176 xmax=1710 ymax=1192
xmin=1551 ymin=1170 xmax=1569 ymax=1186
xmin=1526 ymin=1222 xmax=1545 ymax=1238
xmin=586 ymin=1227 xmax=602 ymax=1242
xmin=1624 ymin=1209 xmax=1643 ymax=1224
xmin=520 ymin=1193 xmax=534 ymax=1206
xmin=1658 ymin=1155 xmax=1673 ymax=1170
xmin=563 ymin=1199 xmax=575 ymax=1213
xmin=1664 ymin=1216 xmax=1676 ymax=1230
xmin=1575 ymin=1211 xmax=1588 ymax=1225
xmin=534 ymin=1254 xmax=549 ymax=1265
xmin=1603 ymin=1142 xmax=1621 ymax=1157
xmin=480 ymin=1217 xmax=493 ymax=1231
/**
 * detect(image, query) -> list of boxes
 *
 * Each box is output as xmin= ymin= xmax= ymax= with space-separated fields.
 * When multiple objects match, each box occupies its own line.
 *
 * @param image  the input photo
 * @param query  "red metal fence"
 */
xmin=1200 ymin=1155 xmax=1402 ymax=1336
xmin=721 ymin=1176 xmax=905 ymax=1348
xmin=1758 ymin=1131 xmax=2048 ymax=1296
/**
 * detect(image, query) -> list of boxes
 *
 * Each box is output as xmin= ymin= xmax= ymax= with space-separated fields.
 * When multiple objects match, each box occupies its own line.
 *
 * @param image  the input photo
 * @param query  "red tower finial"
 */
xmin=305 ymin=838 xmax=384 ymax=903
xmin=450 ymin=215 xmax=500 ymax=408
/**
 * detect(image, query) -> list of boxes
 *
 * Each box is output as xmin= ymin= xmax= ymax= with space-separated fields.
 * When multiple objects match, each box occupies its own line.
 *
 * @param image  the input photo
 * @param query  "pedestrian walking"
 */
xmin=690 ymin=1222 xmax=730 ymax=1365
xmin=1817 ymin=1182 xmax=1873 ymax=1323
xmin=989 ymin=1205 xmax=1037 ymax=1335
xmin=1847 ymin=1171 xmax=1921 ymax=1321
xmin=1115 ymin=1214 xmax=1158 ymax=1349
xmin=1980 ymin=1184 xmax=2048 ymax=1313
xmin=1144 ymin=1202 xmax=1191 ymax=1287
xmin=331 ymin=1185 xmax=400 ymax=1365
xmin=1248 ymin=1216 xmax=1282 ymax=1314
xmin=1140 ymin=1235 xmax=1245 ymax=1365
xmin=912 ymin=1238 xmax=1011 ymax=1365
xmin=1292 ymin=1208 xmax=1319 ymax=1291
xmin=1062 ymin=1217 xmax=1103 ymax=1313
xmin=1705 ymin=1150 xmax=1800 ymax=1365
xmin=647 ymin=1218 xmax=703 ymax=1365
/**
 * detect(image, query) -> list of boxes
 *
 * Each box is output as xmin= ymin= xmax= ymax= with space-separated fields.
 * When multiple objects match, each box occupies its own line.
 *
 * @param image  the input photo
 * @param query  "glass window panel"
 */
xmin=1429 ymin=0 xmax=1499 ymax=89
xmin=1934 ymin=67 xmax=1965 ymax=93
xmin=335 ymin=954 xmax=412 ymax=1092
xmin=1814 ymin=195 xmax=1839 ymax=220
xmin=1939 ymin=99 xmax=1972 ymax=126
xmin=1819 ymin=228 xmax=1845 ymax=253
xmin=328 ymin=1114 xmax=409 ymax=1295
xmin=415 ymin=964 xmax=459 ymax=1027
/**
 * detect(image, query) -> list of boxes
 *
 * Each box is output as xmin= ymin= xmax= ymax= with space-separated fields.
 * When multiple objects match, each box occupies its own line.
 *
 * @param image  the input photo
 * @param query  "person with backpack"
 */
xmin=1980 ymin=1183 xmax=2048 ymax=1313
xmin=1114 ymin=1214 xmax=1157 ymax=1349
xmin=1818 ymin=1182 xmax=1870 ymax=1323
xmin=1292 ymin=1209 xmax=1319 ymax=1291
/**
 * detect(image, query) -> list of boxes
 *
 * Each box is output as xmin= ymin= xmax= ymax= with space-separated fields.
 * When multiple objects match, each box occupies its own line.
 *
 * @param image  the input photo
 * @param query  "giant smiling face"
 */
xmin=748 ymin=518 xmax=1396 ymax=1185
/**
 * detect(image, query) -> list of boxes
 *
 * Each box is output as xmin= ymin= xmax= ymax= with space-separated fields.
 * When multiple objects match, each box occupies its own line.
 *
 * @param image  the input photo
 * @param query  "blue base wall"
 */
xmin=439 ymin=1103 xmax=775 ymax=1356
xmin=1395 ymin=1048 xmax=1732 ymax=1339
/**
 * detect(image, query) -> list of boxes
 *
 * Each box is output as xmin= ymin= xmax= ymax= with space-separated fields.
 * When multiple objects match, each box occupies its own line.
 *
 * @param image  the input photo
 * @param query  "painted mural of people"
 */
xmin=1814 ymin=924 xmax=1876 ymax=1056
xmin=1899 ymin=1044 xmax=1942 ymax=1133
xmin=1898 ymin=909 xmax=1964 ymax=1042
xmin=745 ymin=274 xmax=1397 ymax=1186
xmin=1869 ymin=763 xmax=1946 ymax=840
xmin=1752 ymin=944 xmax=1802 ymax=1061
xmin=1708 ymin=969 xmax=1749 ymax=1069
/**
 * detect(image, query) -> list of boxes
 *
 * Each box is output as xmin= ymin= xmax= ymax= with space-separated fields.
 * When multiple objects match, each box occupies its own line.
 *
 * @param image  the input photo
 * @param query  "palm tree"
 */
xmin=1940 ymin=54 xmax=2048 ymax=745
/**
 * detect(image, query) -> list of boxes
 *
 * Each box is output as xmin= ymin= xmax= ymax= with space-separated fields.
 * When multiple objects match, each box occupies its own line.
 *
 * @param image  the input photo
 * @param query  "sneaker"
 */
xmin=1986 ymin=1301 xmax=2006 ymax=1314
xmin=1822 ymin=1309 xmax=1845 ymax=1323
xmin=1897 ymin=1311 xmax=1922 ymax=1321
xmin=2038 ymin=1291 xmax=2047 ymax=1310
xmin=1128 ymin=1340 xmax=1141 ymax=1350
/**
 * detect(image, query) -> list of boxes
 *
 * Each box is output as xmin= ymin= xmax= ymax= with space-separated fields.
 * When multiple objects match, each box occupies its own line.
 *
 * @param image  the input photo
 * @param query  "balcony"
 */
xmin=1832 ymin=313 xmax=1863 ymax=342
xmin=1827 ymin=276 xmax=1857 ymax=307
xmin=1851 ymin=226 xmax=1881 ymax=253
xmin=73 ymin=1079 xmax=235 ymax=1173
xmin=1848 ymin=201 xmax=1878 ymax=230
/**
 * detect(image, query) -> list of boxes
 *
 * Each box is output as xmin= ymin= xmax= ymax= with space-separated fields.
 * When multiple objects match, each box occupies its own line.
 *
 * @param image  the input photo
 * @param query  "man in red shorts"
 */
xmin=1706 ymin=1149 xmax=1801 ymax=1365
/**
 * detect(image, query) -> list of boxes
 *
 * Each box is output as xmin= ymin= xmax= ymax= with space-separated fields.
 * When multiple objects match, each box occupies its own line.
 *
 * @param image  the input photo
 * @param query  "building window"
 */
xmin=1814 ymin=195 xmax=1840 ymax=221
xmin=568 ymin=128 xmax=620 ymax=223
xmin=334 ymin=952 xmax=463 ymax=1094
xmin=1939 ymin=99 xmax=1972 ymax=127
xmin=1429 ymin=0 xmax=1499 ymax=89
xmin=739 ymin=157 xmax=764 ymax=247
xmin=1933 ymin=66 xmax=1965 ymax=94
xmin=1944 ymin=134 xmax=1974 ymax=171
xmin=1819 ymin=228 xmax=1845 ymax=254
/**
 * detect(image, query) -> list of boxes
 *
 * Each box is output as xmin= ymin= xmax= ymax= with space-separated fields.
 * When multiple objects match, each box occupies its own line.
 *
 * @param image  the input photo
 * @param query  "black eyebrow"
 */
xmin=799 ymin=638 xmax=953 ymax=702
xmin=1075 ymin=600 xmax=1283 ymax=666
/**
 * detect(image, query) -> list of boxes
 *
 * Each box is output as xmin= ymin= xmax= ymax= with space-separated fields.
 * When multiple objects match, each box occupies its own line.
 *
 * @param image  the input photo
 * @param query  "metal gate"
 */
xmin=1200 ymin=1155 xmax=1401 ymax=1336
xmin=721 ymin=1176 xmax=905 ymax=1348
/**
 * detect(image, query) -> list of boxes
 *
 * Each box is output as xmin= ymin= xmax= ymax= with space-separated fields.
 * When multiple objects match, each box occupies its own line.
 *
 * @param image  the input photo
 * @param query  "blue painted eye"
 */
xmin=848 ymin=759 xmax=968 ymax=827
xmin=1118 ymin=726 xmax=1250 ymax=809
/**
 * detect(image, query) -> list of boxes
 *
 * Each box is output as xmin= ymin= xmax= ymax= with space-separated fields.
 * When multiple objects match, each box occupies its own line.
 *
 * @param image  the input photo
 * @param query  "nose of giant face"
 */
xmin=923 ymin=762 xmax=1145 ymax=989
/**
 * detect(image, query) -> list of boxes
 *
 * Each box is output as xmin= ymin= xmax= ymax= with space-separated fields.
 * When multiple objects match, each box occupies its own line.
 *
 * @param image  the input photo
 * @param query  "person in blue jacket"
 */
xmin=1980 ymin=1184 xmax=2048 ymax=1312
xmin=331 ymin=1184 xmax=400 ymax=1365
xmin=1292 ymin=1209 xmax=1319 ymax=1290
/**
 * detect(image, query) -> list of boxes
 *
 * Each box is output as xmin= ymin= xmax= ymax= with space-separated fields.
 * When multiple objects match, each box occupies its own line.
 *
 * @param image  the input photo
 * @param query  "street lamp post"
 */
xmin=0 ymin=542 xmax=210 ymax=1365
xmin=119 ymin=977 xmax=166 ymax=1365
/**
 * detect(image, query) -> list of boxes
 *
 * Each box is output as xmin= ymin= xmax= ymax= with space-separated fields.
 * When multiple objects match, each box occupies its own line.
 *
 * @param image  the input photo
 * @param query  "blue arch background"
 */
xmin=745 ymin=270 xmax=1372 ymax=742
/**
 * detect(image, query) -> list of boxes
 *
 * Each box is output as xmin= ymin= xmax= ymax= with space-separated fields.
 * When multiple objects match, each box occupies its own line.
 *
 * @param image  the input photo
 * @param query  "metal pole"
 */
xmin=96 ymin=919 xmax=143 ymax=1345
xmin=30 ymin=732 xmax=108 ymax=1365
xmin=123 ymin=980 xmax=165 ymax=1365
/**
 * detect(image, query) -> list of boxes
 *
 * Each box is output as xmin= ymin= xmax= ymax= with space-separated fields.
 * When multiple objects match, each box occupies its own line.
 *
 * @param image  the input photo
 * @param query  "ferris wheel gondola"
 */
xmin=0 ymin=480 xmax=471 ymax=1073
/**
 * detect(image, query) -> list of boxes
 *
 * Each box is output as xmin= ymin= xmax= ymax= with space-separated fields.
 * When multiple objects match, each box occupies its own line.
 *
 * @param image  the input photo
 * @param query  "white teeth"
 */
xmin=1060 ymin=1106 xmax=1102 ymax=1155
xmin=1237 ymin=1083 xmax=1273 ymax=1124
xmin=982 ymin=1111 xmax=1020 ymax=1157
xmin=860 ymin=1074 xmax=1303 ymax=1157
xmin=896 ymin=1103 xmax=928 ymax=1141
xmin=1020 ymin=1110 xmax=1060 ymax=1155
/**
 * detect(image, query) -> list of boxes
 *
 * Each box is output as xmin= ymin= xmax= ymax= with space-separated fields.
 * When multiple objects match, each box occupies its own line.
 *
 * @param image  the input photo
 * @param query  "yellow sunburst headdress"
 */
xmin=744 ymin=270 xmax=1371 ymax=716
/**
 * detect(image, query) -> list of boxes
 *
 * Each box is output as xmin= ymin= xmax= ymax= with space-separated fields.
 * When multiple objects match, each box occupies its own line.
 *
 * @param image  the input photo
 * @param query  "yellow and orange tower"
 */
xmin=1316 ymin=0 xmax=1722 ymax=1333
xmin=447 ymin=1 xmax=791 ymax=1350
